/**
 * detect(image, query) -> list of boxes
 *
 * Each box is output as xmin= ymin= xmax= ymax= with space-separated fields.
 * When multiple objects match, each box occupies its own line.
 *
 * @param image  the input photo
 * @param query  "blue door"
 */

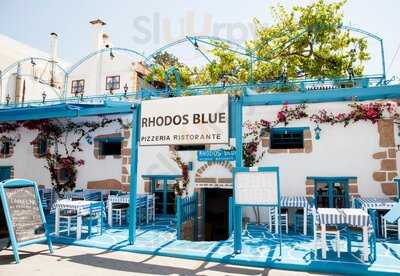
xmin=315 ymin=178 xmax=349 ymax=208
xmin=152 ymin=178 xmax=177 ymax=215
xmin=0 ymin=166 xmax=11 ymax=181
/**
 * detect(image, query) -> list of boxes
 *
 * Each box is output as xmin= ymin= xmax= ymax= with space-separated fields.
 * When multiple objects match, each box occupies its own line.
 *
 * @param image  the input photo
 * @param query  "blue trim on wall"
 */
xmin=242 ymin=85 xmax=400 ymax=106
xmin=307 ymin=176 xmax=357 ymax=181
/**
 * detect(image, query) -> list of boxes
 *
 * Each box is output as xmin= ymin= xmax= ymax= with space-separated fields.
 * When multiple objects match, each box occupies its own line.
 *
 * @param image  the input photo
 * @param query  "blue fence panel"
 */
xmin=176 ymin=193 xmax=198 ymax=240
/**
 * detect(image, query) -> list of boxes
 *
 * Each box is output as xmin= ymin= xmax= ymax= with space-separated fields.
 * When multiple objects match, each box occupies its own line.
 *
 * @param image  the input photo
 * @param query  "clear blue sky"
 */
xmin=1 ymin=0 xmax=399 ymax=79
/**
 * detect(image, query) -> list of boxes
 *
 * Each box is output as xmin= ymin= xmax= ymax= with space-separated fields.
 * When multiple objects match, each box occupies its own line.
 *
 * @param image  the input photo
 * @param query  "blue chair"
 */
xmin=85 ymin=191 xmax=102 ymax=201
xmin=137 ymin=196 xmax=148 ymax=224
xmin=342 ymin=211 xmax=377 ymax=262
xmin=294 ymin=209 xmax=314 ymax=234
xmin=84 ymin=201 xmax=105 ymax=238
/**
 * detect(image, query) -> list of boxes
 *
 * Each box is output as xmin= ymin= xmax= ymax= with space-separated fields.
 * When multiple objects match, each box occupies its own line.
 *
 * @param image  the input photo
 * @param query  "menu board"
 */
xmin=4 ymin=186 xmax=45 ymax=243
xmin=234 ymin=171 xmax=279 ymax=205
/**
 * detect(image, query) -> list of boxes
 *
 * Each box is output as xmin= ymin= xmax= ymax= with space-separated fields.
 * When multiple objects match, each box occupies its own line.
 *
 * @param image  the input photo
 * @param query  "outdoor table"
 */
xmin=355 ymin=197 xmax=399 ymax=240
xmin=107 ymin=194 xmax=154 ymax=227
xmin=53 ymin=199 xmax=98 ymax=240
xmin=355 ymin=197 xmax=397 ymax=211
xmin=280 ymin=196 xmax=310 ymax=235
xmin=317 ymin=208 xmax=370 ymax=261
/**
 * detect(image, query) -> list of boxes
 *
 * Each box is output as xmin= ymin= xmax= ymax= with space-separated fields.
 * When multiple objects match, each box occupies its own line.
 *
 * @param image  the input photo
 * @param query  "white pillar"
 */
xmin=50 ymin=33 xmax=58 ymax=61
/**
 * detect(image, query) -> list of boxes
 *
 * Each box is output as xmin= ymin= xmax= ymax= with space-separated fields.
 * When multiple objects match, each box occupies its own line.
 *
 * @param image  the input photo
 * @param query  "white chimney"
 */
xmin=50 ymin=32 xmax=58 ymax=61
xmin=90 ymin=19 xmax=106 ymax=51
xmin=102 ymin=33 xmax=112 ymax=48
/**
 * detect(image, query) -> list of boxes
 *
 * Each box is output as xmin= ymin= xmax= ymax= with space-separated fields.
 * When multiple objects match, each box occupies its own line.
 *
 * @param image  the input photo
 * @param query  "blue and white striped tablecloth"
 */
xmin=64 ymin=190 xmax=102 ymax=201
xmin=317 ymin=208 xmax=370 ymax=227
xmin=355 ymin=197 xmax=397 ymax=210
xmin=280 ymin=196 xmax=309 ymax=208
xmin=108 ymin=193 xmax=150 ymax=206
xmin=53 ymin=199 xmax=100 ymax=216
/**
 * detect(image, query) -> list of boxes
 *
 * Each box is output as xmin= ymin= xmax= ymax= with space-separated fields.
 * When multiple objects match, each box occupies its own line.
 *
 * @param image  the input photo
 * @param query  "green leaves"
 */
xmin=145 ymin=0 xmax=370 ymax=90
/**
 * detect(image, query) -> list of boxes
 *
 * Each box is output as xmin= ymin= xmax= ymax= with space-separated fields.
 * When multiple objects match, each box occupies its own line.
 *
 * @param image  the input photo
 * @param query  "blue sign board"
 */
xmin=197 ymin=149 xmax=236 ymax=161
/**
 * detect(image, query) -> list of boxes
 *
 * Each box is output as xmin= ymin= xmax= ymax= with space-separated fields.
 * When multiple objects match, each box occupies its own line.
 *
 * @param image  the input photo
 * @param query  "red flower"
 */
xmin=366 ymin=109 xmax=378 ymax=119
xmin=277 ymin=111 xmax=286 ymax=122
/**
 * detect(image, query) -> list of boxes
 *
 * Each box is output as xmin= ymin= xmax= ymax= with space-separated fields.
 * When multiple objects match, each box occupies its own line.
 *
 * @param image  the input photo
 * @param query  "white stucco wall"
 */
xmin=243 ymin=101 xmax=386 ymax=197
xmin=0 ymin=114 xmax=130 ymax=189
xmin=66 ymin=51 xmax=141 ymax=97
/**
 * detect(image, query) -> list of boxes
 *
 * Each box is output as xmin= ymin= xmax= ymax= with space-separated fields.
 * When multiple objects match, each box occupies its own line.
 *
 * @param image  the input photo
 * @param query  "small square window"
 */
xmin=71 ymin=79 xmax=85 ymax=95
xmin=100 ymin=140 xmax=122 ymax=156
xmin=270 ymin=128 xmax=304 ymax=149
xmin=106 ymin=76 xmax=120 ymax=90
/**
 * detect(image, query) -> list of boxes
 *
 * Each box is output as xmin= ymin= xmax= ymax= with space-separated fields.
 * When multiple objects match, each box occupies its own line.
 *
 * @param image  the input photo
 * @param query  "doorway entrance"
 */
xmin=204 ymin=188 xmax=232 ymax=241
xmin=142 ymin=175 xmax=181 ymax=217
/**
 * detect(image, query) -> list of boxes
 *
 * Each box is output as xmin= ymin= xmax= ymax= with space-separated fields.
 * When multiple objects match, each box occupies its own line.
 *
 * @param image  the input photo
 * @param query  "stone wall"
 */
xmin=195 ymin=161 xmax=233 ymax=188
xmin=120 ymin=129 xmax=131 ymax=186
xmin=372 ymin=119 xmax=398 ymax=197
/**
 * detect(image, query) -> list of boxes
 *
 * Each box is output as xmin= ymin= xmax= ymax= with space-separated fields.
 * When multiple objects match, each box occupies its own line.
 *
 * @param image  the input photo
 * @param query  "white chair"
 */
xmin=315 ymin=225 xmax=341 ymax=258
xmin=59 ymin=209 xmax=77 ymax=236
xmin=146 ymin=194 xmax=155 ymax=224
xmin=268 ymin=207 xmax=288 ymax=234
xmin=381 ymin=216 xmax=400 ymax=239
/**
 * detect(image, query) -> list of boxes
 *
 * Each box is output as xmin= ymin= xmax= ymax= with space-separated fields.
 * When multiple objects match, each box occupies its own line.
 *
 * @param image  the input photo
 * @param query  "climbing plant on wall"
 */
xmin=243 ymin=101 xmax=399 ymax=167
xmin=170 ymin=150 xmax=190 ymax=196
xmin=243 ymin=103 xmax=308 ymax=166
xmin=0 ymin=117 xmax=129 ymax=195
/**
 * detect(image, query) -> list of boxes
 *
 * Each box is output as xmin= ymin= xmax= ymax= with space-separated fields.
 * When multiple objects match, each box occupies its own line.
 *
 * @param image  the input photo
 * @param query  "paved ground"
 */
xmin=0 ymin=244 xmax=331 ymax=276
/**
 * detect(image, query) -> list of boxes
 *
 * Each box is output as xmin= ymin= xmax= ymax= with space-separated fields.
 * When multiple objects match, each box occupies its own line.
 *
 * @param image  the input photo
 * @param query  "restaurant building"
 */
xmin=1 ymin=19 xmax=400 ymax=275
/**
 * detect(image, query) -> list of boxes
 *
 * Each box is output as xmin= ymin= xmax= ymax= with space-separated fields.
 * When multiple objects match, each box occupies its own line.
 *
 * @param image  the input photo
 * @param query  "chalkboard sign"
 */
xmin=0 ymin=179 xmax=53 ymax=263
xmin=4 ymin=186 xmax=45 ymax=242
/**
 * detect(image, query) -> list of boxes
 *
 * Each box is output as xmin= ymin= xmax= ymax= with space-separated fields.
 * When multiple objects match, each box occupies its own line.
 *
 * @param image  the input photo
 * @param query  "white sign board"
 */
xmin=234 ymin=171 xmax=279 ymax=205
xmin=140 ymin=94 xmax=229 ymax=146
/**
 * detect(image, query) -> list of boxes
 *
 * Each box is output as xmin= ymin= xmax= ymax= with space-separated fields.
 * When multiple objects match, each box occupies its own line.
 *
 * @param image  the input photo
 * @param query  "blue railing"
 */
xmin=176 ymin=193 xmax=198 ymax=240
xmin=0 ymin=92 xmax=139 ymax=109
xmin=0 ymin=74 xmax=388 ymax=109
xmin=141 ymin=75 xmax=385 ymax=99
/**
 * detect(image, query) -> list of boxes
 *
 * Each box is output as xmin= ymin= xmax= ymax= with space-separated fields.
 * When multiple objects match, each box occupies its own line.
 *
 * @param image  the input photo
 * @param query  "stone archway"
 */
xmin=195 ymin=161 xmax=234 ymax=188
